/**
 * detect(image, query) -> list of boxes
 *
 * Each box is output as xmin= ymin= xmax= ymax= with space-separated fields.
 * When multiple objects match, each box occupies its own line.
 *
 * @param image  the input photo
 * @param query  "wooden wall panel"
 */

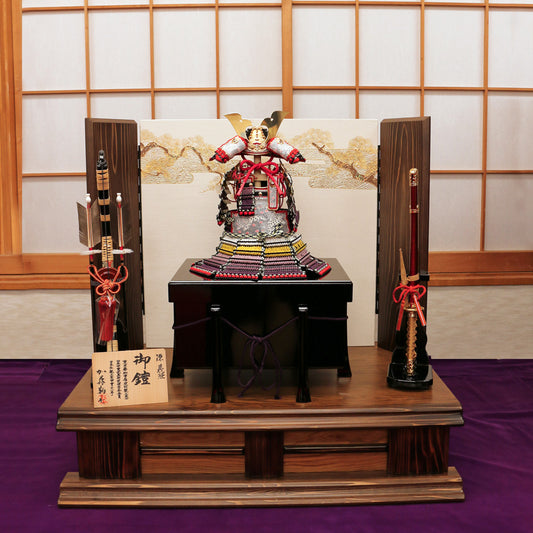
xmin=378 ymin=117 xmax=431 ymax=352
xmin=85 ymin=118 xmax=143 ymax=351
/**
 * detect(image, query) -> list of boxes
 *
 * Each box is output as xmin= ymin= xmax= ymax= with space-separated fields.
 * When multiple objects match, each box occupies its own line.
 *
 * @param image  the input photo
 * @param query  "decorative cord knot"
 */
xmin=172 ymin=314 xmax=347 ymax=399
xmin=222 ymin=316 xmax=299 ymax=399
xmin=98 ymin=278 xmax=120 ymax=294
xmin=393 ymin=283 xmax=427 ymax=331
xmin=88 ymin=263 xmax=128 ymax=297
xmin=236 ymin=159 xmax=285 ymax=198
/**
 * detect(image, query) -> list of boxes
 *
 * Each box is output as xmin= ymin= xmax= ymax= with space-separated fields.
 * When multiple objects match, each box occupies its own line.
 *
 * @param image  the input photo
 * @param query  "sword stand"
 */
xmin=387 ymin=306 xmax=433 ymax=389
xmin=387 ymin=359 xmax=433 ymax=390
xmin=387 ymin=168 xmax=433 ymax=391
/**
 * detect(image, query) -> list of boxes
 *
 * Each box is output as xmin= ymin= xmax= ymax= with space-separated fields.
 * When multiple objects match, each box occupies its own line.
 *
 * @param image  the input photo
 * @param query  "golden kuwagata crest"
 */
xmin=225 ymin=111 xmax=288 ymax=141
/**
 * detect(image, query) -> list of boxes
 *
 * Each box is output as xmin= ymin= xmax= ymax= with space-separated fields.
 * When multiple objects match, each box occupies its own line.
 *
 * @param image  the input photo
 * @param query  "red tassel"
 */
xmin=98 ymin=295 xmax=117 ymax=342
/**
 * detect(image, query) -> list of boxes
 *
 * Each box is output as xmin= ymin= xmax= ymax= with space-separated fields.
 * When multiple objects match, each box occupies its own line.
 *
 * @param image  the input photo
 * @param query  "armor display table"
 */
xmin=169 ymin=258 xmax=353 ymax=402
xmin=56 ymin=346 xmax=464 ymax=507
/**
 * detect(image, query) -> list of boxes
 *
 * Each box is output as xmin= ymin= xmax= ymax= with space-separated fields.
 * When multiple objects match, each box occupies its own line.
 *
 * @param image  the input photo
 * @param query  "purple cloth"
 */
xmin=0 ymin=358 xmax=531 ymax=532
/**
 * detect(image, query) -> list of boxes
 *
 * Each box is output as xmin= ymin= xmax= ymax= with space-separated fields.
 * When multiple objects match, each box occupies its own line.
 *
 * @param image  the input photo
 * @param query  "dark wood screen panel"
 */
xmin=85 ymin=118 xmax=143 ymax=351
xmin=378 ymin=117 xmax=431 ymax=352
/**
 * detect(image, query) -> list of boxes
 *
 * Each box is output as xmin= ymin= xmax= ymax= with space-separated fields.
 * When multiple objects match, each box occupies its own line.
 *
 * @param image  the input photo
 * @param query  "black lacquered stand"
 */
xmin=169 ymin=258 xmax=353 ymax=403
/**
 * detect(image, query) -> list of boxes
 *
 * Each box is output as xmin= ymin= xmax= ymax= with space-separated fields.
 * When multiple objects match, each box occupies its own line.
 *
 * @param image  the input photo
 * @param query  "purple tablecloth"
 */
xmin=0 ymin=358 xmax=531 ymax=532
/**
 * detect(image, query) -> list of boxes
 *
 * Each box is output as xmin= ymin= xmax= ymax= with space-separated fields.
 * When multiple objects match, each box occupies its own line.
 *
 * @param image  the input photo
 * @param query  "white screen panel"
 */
xmin=22 ymin=12 xmax=85 ymax=91
xmin=486 ymin=0 xmax=533 ymax=3
xmin=293 ymin=6 xmax=355 ymax=87
xmin=425 ymin=92 xmax=483 ymax=170
xmin=89 ymin=0 xmax=148 ymax=5
xmin=293 ymin=90 xmax=355 ymax=119
xmin=155 ymin=92 xmax=217 ymax=119
xmin=22 ymin=177 xmax=87 ymax=253
xmin=219 ymin=0 xmax=280 ymax=3
xmin=296 ymin=0 xmax=417 ymax=1
xmin=425 ymin=0 xmax=484 ymax=3
xmin=22 ymin=1 xmax=83 ymax=8
xmin=219 ymin=9 xmax=282 ymax=87
xmin=89 ymin=10 xmax=151 ymax=90
xmin=489 ymin=10 xmax=533 ymax=88
xmin=91 ymin=93 xmax=152 ymax=124
xmin=359 ymin=7 xmax=419 ymax=87
xmin=487 ymin=93 xmax=533 ymax=170
xmin=429 ymin=174 xmax=482 ymax=251
xmin=485 ymin=174 xmax=533 ymax=251
xmin=425 ymin=8 xmax=484 ymax=87
xmin=359 ymin=91 xmax=419 ymax=125
xmin=219 ymin=91 xmax=283 ymax=118
xmin=153 ymin=9 xmax=216 ymax=88
xmin=22 ymin=95 xmax=87 ymax=174
xmin=153 ymin=0 xmax=213 ymax=4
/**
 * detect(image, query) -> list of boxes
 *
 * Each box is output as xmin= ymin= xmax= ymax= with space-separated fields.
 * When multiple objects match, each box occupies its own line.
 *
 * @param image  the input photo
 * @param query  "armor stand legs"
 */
xmin=297 ymin=306 xmax=311 ymax=403
xmin=210 ymin=305 xmax=226 ymax=403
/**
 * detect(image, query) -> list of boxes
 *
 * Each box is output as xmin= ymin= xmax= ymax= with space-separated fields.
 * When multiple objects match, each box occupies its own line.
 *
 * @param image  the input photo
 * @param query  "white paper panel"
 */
xmin=485 ymin=174 xmax=533 ymax=251
xmin=293 ymin=90 xmax=355 ymax=119
xmin=293 ymin=6 xmax=355 ymax=87
xmin=489 ymin=10 xmax=533 ymax=87
xmin=22 ymin=177 xmax=87 ymax=253
xmin=359 ymin=7 xmax=419 ymax=86
xmin=425 ymin=8 xmax=484 ymax=87
xmin=219 ymin=9 xmax=281 ymax=87
xmin=22 ymin=1 xmax=83 ymax=8
xmin=91 ymin=93 xmax=152 ymax=125
xmin=153 ymin=0 xmax=213 ymax=4
xmin=22 ymin=95 xmax=87 ymax=174
xmin=487 ymin=93 xmax=533 ymax=170
xmin=429 ymin=174 xmax=482 ymax=251
xmin=425 ymin=0 xmax=484 ymax=3
xmin=89 ymin=10 xmax=151 ymax=90
xmin=155 ymin=93 xmax=217 ymax=119
xmin=219 ymin=91 xmax=283 ymax=118
xmin=219 ymin=0 xmax=279 ymax=3
xmin=89 ymin=0 xmax=148 ymax=5
xmin=486 ymin=0 xmax=533 ymax=3
xmin=424 ymin=92 xmax=483 ymax=170
xmin=22 ymin=12 xmax=85 ymax=91
xmin=153 ymin=9 xmax=216 ymax=88
xmin=359 ymin=91 xmax=419 ymax=125
xmin=297 ymin=0 xmax=417 ymax=2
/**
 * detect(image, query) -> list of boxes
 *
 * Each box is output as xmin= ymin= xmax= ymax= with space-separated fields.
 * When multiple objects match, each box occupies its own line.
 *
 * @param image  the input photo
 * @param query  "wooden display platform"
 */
xmin=56 ymin=346 xmax=464 ymax=507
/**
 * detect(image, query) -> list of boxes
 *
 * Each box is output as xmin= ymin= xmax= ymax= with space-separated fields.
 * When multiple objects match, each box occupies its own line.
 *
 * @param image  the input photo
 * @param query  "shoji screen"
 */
xmin=11 ymin=0 xmax=533 ymax=287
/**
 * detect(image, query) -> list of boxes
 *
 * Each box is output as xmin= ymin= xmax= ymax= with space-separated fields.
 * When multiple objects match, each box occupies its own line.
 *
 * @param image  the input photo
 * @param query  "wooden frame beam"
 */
xmin=0 ymin=0 xmax=22 ymax=256
xmin=429 ymin=251 xmax=533 ymax=286
xmin=281 ymin=0 xmax=293 ymax=117
xmin=1 ymin=251 xmax=531 ymax=289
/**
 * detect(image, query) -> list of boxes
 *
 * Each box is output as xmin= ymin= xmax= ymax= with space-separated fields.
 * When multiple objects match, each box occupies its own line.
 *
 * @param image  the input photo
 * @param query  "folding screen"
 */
xmin=140 ymin=118 xmax=378 ymax=348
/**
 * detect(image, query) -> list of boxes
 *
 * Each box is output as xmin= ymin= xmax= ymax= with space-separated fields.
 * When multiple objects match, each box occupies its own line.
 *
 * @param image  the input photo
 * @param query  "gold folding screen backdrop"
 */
xmin=1 ymin=0 xmax=532 ymax=289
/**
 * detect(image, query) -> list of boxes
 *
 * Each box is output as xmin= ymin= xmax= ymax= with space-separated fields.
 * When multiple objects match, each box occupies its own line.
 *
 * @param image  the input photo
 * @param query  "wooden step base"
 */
xmin=57 ymin=347 xmax=464 ymax=507
xmin=59 ymin=468 xmax=464 ymax=507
